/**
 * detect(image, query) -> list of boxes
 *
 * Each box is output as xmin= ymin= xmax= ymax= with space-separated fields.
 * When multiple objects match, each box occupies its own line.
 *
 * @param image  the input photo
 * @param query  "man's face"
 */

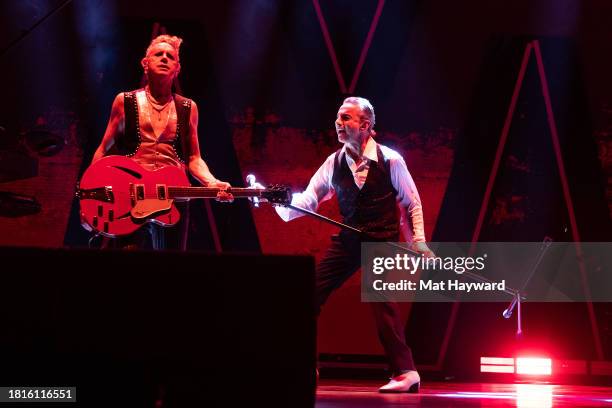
xmin=335 ymin=103 xmax=368 ymax=145
xmin=142 ymin=42 xmax=180 ymax=79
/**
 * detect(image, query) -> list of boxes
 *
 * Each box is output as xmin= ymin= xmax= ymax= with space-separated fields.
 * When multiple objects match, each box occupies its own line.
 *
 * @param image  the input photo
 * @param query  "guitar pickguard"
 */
xmin=130 ymin=199 xmax=174 ymax=219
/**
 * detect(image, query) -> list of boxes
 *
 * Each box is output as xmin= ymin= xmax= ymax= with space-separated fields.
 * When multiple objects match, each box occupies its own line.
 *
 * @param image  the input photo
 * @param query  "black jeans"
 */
xmin=315 ymin=234 xmax=416 ymax=373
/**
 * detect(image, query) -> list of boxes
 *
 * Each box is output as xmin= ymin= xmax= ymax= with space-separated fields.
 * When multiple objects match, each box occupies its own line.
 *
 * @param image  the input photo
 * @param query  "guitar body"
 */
xmin=79 ymin=156 xmax=188 ymax=237
xmin=78 ymin=155 xmax=291 ymax=238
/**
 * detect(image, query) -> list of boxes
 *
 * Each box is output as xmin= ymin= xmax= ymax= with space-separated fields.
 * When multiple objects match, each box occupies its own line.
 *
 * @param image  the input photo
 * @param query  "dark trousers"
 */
xmin=316 ymin=234 xmax=416 ymax=374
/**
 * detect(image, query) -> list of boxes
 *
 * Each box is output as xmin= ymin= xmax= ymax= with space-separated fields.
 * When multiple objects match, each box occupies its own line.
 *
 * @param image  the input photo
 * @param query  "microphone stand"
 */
xmin=284 ymin=203 xmax=523 ymax=298
xmin=284 ymin=202 xmax=560 ymax=357
xmin=247 ymin=174 xmax=535 ymax=332
xmin=285 ymin=203 xmax=421 ymax=256
xmin=502 ymin=237 xmax=553 ymax=337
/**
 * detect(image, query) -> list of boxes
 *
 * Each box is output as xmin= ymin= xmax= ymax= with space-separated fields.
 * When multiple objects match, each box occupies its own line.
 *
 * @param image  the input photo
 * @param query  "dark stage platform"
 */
xmin=316 ymin=380 xmax=612 ymax=407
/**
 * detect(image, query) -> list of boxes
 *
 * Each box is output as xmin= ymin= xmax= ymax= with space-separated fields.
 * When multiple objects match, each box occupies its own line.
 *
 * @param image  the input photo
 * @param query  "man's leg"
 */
xmin=314 ymin=235 xmax=360 ymax=382
xmin=315 ymin=235 xmax=361 ymax=313
xmin=371 ymin=301 xmax=420 ymax=393
xmin=155 ymin=201 xmax=189 ymax=251
xmin=108 ymin=225 xmax=153 ymax=250
xmin=370 ymin=302 xmax=415 ymax=373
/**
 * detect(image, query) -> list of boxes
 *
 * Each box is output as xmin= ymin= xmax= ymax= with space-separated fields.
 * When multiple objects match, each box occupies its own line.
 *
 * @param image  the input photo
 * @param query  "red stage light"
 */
xmin=481 ymin=365 xmax=515 ymax=373
xmin=480 ymin=356 xmax=553 ymax=376
xmin=480 ymin=356 xmax=515 ymax=373
xmin=516 ymin=357 xmax=552 ymax=376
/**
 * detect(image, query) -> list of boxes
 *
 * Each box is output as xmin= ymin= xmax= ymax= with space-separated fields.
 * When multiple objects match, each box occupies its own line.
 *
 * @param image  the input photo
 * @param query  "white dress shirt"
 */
xmin=275 ymin=137 xmax=426 ymax=242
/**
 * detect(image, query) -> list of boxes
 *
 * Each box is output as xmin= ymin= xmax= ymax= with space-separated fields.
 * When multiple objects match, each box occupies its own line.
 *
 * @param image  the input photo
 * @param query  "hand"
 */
xmin=422 ymin=249 xmax=436 ymax=259
xmin=210 ymin=180 xmax=233 ymax=202
xmin=210 ymin=180 xmax=231 ymax=190
xmin=248 ymin=181 xmax=265 ymax=190
xmin=412 ymin=242 xmax=436 ymax=259
xmin=215 ymin=190 xmax=234 ymax=202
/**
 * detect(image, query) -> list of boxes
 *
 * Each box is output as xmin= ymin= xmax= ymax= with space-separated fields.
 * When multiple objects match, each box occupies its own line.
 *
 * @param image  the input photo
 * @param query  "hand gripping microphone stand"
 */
xmin=246 ymin=174 xmax=420 ymax=255
xmin=246 ymin=174 xmax=539 ymax=335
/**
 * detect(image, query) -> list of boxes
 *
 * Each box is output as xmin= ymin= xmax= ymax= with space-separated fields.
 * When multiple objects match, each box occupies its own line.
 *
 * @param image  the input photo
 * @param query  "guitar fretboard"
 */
xmin=168 ymin=187 xmax=264 ymax=199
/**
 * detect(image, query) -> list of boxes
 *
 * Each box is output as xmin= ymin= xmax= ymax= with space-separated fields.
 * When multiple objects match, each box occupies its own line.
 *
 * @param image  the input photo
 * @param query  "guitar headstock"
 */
xmin=262 ymin=185 xmax=292 ymax=205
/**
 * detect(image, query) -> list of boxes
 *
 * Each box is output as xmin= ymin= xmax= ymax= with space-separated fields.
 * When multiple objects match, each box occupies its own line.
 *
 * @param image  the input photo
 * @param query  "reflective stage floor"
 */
xmin=316 ymin=380 xmax=612 ymax=407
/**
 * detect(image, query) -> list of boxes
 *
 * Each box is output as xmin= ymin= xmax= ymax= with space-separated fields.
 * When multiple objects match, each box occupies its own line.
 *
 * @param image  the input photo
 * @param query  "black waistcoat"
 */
xmin=332 ymin=146 xmax=399 ymax=241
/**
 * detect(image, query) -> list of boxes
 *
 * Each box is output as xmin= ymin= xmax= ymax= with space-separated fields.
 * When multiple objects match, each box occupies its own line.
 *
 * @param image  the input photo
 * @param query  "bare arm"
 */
xmin=92 ymin=93 xmax=125 ymax=163
xmin=186 ymin=101 xmax=230 ymax=189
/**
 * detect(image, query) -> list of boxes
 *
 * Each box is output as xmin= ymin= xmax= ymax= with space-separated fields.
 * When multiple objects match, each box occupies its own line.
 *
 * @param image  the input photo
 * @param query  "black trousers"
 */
xmin=316 ymin=234 xmax=416 ymax=374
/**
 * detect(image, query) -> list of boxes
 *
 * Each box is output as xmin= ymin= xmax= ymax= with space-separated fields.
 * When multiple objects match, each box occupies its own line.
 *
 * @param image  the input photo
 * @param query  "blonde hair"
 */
xmin=145 ymin=34 xmax=183 ymax=60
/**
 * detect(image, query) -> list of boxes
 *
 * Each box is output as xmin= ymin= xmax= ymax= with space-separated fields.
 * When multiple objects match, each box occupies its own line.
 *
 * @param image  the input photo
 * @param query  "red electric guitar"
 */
xmin=76 ymin=155 xmax=290 ymax=237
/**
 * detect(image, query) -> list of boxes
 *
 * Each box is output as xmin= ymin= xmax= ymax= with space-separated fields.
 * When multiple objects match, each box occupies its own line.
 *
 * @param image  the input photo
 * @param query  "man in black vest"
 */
xmin=91 ymin=34 xmax=230 ymax=249
xmin=275 ymin=97 xmax=433 ymax=392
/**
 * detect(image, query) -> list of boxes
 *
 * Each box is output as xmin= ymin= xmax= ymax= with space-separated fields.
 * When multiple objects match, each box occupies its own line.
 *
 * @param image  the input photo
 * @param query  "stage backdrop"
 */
xmin=0 ymin=0 xmax=610 ymax=368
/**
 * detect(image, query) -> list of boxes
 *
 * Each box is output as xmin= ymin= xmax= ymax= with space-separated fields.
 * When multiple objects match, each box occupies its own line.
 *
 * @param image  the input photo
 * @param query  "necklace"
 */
xmin=146 ymin=97 xmax=174 ymax=139
xmin=145 ymin=90 xmax=172 ymax=121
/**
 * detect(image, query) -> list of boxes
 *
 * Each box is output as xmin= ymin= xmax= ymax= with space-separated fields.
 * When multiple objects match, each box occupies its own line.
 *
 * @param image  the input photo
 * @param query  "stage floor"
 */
xmin=316 ymin=379 xmax=612 ymax=407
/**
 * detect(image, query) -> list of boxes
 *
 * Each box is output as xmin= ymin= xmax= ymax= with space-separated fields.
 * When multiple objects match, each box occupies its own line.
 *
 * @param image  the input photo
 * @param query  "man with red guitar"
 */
xmin=90 ymin=34 xmax=230 ymax=249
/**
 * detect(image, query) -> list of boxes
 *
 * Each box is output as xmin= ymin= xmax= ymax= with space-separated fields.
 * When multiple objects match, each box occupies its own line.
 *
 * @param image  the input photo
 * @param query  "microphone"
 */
xmin=246 ymin=174 xmax=256 ymax=186
xmin=502 ymin=298 xmax=517 ymax=319
xmin=246 ymin=174 xmax=259 ymax=207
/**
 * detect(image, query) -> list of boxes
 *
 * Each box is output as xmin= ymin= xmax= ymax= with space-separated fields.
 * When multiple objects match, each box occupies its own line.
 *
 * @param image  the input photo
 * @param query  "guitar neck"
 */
xmin=168 ymin=186 xmax=265 ymax=199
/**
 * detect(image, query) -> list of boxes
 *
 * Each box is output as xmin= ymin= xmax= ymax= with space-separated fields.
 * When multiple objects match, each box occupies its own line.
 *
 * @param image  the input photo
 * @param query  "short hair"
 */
xmin=343 ymin=96 xmax=376 ymax=131
xmin=145 ymin=34 xmax=183 ymax=60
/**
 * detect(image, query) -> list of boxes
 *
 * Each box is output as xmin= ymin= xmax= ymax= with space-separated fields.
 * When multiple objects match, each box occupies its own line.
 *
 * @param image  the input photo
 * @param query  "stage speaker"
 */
xmin=0 ymin=247 xmax=316 ymax=407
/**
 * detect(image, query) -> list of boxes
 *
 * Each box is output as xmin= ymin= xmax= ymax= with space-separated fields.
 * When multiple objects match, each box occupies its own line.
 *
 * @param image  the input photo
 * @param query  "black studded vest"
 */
xmin=113 ymin=90 xmax=192 ymax=165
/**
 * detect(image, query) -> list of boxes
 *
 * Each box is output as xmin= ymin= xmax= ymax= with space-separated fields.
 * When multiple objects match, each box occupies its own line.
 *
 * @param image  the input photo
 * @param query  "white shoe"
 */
xmin=378 ymin=370 xmax=420 ymax=393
